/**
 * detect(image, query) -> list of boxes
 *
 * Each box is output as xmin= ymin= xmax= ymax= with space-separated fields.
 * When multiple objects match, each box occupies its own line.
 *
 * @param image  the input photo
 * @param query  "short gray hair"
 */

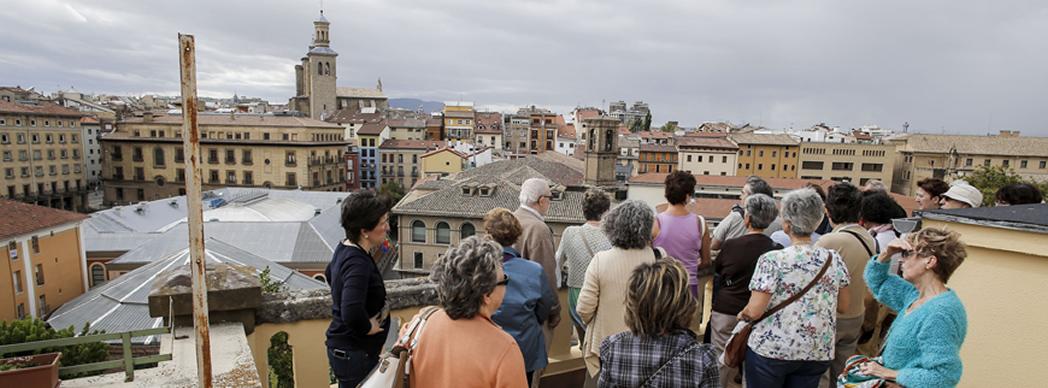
xmin=603 ymin=200 xmax=654 ymax=249
xmin=745 ymin=194 xmax=778 ymax=229
xmin=519 ymin=178 xmax=550 ymax=207
xmin=430 ymin=236 xmax=502 ymax=320
xmin=780 ymin=188 xmax=825 ymax=236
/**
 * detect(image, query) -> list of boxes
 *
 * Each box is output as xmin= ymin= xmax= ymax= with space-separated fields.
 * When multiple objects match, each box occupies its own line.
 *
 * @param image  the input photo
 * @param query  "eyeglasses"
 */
xmin=496 ymin=274 xmax=511 ymax=286
xmin=901 ymin=249 xmax=917 ymax=259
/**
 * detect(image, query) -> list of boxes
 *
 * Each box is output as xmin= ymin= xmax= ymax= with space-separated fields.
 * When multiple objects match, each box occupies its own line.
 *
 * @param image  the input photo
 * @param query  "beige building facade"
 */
xmin=378 ymin=140 xmax=445 ymax=189
xmin=676 ymin=137 xmax=739 ymax=177
xmin=1 ymin=100 xmax=88 ymax=211
xmin=0 ymin=200 xmax=88 ymax=322
xmin=797 ymin=142 xmax=895 ymax=186
xmin=419 ymin=148 xmax=465 ymax=178
xmin=890 ymin=133 xmax=1048 ymax=195
xmin=101 ymin=113 xmax=348 ymax=204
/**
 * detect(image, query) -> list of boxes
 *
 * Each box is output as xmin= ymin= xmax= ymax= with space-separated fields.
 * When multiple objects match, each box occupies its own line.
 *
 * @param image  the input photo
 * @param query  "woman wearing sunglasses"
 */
xmin=856 ymin=227 xmax=968 ymax=387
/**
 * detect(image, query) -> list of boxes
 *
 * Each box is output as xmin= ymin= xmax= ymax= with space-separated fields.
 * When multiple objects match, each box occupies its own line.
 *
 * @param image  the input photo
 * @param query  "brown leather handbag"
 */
xmin=723 ymin=252 xmax=833 ymax=368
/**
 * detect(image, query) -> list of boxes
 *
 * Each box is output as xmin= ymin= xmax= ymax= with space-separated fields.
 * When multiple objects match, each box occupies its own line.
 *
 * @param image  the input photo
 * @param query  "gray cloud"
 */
xmin=1 ymin=0 xmax=1046 ymax=135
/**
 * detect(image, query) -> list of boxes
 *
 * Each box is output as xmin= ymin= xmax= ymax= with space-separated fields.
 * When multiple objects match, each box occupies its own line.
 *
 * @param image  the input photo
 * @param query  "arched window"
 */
xmin=324 ymin=62 xmax=331 ymax=75
xmin=90 ymin=263 xmax=106 ymax=287
xmin=604 ymin=130 xmax=614 ymax=151
xmin=436 ymin=222 xmax=451 ymax=244
xmin=461 ymin=223 xmax=475 ymax=239
xmin=412 ymin=220 xmax=426 ymax=243
xmin=318 ymin=62 xmax=323 ymax=75
xmin=312 ymin=274 xmax=327 ymax=283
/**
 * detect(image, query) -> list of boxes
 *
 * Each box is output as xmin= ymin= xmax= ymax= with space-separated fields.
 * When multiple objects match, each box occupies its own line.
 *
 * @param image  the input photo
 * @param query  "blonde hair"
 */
xmin=906 ymin=227 xmax=967 ymax=283
xmin=624 ymin=258 xmax=696 ymax=337
xmin=483 ymin=208 xmax=522 ymax=246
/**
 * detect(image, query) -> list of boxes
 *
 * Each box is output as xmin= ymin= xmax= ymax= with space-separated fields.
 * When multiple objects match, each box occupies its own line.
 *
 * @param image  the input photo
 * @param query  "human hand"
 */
xmin=367 ymin=317 xmax=385 ymax=335
xmin=859 ymin=360 xmax=898 ymax=380
xmin=882 ymin=239 xmax=912 ymax=263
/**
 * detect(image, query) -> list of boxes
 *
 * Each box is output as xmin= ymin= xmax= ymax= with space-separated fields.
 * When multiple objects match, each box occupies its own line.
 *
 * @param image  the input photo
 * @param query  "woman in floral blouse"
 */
xmin=737 ymin=188 xmax=851 ymax=388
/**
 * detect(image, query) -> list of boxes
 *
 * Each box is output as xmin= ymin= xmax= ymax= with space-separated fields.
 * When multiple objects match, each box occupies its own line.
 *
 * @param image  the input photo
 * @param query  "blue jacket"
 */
xmin=865 ymin=257 xmax=967 ymax=388
xmin=492 ymin=247 xmax=557 ymax=372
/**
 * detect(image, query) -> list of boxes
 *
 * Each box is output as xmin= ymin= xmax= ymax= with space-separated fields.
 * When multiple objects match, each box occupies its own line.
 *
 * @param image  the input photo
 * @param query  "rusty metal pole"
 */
xmin=178 ymin=33 xmax=213 ymax=388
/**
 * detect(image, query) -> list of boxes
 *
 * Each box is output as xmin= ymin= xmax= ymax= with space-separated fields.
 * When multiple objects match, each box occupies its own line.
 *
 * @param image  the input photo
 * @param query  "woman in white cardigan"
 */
xmin=576 ymin=200 xmax=659 ymax=380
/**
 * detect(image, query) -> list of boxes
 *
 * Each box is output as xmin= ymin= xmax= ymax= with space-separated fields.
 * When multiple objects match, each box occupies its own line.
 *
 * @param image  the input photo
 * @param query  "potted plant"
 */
xmin=0 ymin=352 xmax=61 ymax=388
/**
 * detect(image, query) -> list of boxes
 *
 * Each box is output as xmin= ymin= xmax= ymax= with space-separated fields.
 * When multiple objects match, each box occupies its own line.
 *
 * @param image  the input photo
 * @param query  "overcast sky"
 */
xmin=2 ymin=0 xmax=1046 ymax=135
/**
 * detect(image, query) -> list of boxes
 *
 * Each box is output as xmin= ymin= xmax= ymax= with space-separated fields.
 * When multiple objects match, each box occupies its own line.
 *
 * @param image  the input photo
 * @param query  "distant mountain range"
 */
xmin=389 ymin=98 xmax=443 ymax=113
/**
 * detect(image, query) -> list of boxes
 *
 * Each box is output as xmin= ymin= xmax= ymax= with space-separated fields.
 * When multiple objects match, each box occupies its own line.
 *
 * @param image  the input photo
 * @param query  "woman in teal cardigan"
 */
xmin=859 ymin=227 xmax=968 ymax=387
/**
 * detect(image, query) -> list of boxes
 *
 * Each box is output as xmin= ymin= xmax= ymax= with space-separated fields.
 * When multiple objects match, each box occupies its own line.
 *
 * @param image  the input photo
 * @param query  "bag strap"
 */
xmin=393 ymin=306 xmax=440 ymax=355
xmin=579 ymin=228 xmax=596 ymax=259
xmin=842 ymin=229 xmax=875 ymax=258
xmin=641 ymin=341 xmax=702 ymax=387
xmin=753 ymin=251 xmax=833 ymax=324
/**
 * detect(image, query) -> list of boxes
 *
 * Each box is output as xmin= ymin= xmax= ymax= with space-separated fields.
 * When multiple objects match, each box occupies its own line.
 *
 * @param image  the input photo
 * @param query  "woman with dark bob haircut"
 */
xmin=599 ymin=259 xmax=720 ymax=387
xmin=556 ymin=189 xmax=613 ymax=352
xmin=485 ymin=208 xmax=557 ymax=386
xmin=325 ymin=190 xmax=393 ymax=387
xmin=855 ymin=227 xmax=968 ymax=387
xmin=409 ymin=236 xmax=529 ymax=387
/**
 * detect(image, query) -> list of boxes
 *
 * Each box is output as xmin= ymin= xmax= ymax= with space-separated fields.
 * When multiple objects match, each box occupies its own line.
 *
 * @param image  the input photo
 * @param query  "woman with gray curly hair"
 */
xmin=576 ymin=200 xmax=659 ymax=379
xmin=410 ymin=236 xmax=528 ymax=387
xmin=737 ymin=188 xmax=852 ymax=387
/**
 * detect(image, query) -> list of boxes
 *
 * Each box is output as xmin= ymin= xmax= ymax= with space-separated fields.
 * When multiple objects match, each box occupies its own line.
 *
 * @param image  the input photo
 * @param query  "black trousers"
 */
xmin=327 ymin=346 xmax=378 ymax=388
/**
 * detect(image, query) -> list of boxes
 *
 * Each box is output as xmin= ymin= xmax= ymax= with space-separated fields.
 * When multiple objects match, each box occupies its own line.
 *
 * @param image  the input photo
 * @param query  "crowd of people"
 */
xmin=322 ymin=173 xmax=1043 ymax=388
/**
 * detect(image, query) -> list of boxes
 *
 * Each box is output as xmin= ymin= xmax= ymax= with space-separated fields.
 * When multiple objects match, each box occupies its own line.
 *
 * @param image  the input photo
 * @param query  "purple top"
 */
xmin=653 ymin=212 xmax=704 ymax=284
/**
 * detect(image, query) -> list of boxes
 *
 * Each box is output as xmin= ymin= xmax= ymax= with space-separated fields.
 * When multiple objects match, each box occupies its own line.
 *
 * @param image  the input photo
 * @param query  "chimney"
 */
xmin=143 ymin=111 xmax=153 ymax=122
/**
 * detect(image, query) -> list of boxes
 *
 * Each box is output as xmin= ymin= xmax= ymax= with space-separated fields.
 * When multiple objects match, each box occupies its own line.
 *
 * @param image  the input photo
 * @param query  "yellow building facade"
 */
xmin=890 ymin=133 xmax=1048 ymax=196
xmin=443 ymin=103 xmax=475 ymax=141
xmin=101 ymin=113 xmax=349 ymax=204
xmin=0 ymin=100 xmax=88 ymax=211
xmin=0 ymin=200 xmax=88 ymax=322
xmin=731 ymin=133 xmax=800 ymax=179
xmin=419 ymin=148 xmax=465 ymax=178
xmin=797 ymin=142 xmax=895 ymax=186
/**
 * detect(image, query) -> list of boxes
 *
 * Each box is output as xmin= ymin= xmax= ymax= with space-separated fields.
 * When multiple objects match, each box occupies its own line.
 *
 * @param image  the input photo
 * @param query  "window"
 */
xmin=984 ymin=159 xmax=991 ymax=167
xmin=209 ymin=170 xmax=219 ymax=184
xmin=31 ymin=236 xmax=39 ymax=253
xmin=1002 ymin=160 xmax=1010 ymax=168
xmin=414 ymin=252 xmax=424 ymax=269
xmin=176 ymin=169 xmax=185 ymax=183
xmin=132 ymin=146 xmax=143 ymax=162
xmin=16 ymin=304 xmax=24 ymax=320
xmin=965 ymin=158 xmax=973 ymax=167
xmin=134 ymin=167 xmax=144 ymax=181
xmin=722 ymin=156 xmax=728 ymax=163
xmin=38 ymin=295 xmax=47 ymax=316
xmin=412 ymin=220 xmax=426 ymax=242
xmin=91 ymin=264 xmax=106 ymax=287
xmin=831 ymin=162 xmax=854 ymax=171
xmin=111 ymin=146 xmax=123 ymax=161
xmin=461 ymin=223 xmax=475 ymax=239
xmin=801 ymin=161 xmax=824 ymax=170
xmin=436 ymin=222 xmax=451 ymax=244
xmin=35 ymin=263 xmax=44 ymax=285
xmin=285 ymin=151 xmax=297 ymax=166
xmin=136 ymin=188 xmax=145 ymax=200
xmin=861 ymin=163 xmax=883 ymax=172
xmin=226 ymin=149 xmax=236 ymax=164
xmin=242 ymin=150 xmax=253 ymax=164
xmin=243 ymin=171 xmax=254 ymax=185
xmin=153 ymin=147 xmax=165 ymax=166
xmin=13 ymin=270 xmax=22 ymax=293
xmin=286 ymin=172 xmax=297 ymax=186
xmin=1041 ymin=160 xmax=1047 ymax=169
xmin=1021 ymin=160 xmax=1028 ymax=169
xmin=208 ymin=149 xmax=218 ymax=164
xmin=757 ymin=163 xmax=763 ymax=170
xmin=226 ymin=170 xmax=237 ymax=184
xmin=175 ymin=148 xmax=184 ymax=163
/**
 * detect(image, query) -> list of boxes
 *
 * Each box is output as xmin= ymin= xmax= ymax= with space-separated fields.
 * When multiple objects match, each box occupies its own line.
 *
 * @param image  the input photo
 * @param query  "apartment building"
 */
xmin=379 ymin=140 xmax=445 ymax=189
xmin=731 ymin=133 xmax=800 ymax=179
xmin=676 ymin=136 xmax=739 ymax=176
xmin=443 ymin=102 xmax=475 ymax=141
xmin=503 ymin=113 xmax=531 ymax=157
xmin=638 ymin=144 xmax=678 ymax=174
xmin=420 ymin=148 xmax=466 ymax=178
xmin=0 ymin=199 xmax=88 ymax=321
xmin=797 ymin=142 xmax=895 ymax=186
xmin=890 ymin=132 xmax=1048 ymax=195
xmin=520 ymin=106 xmax=558 ymax=154
xmin=101 ymin=113 xmax=348 ymax=204
xmin=0 ymin=100 xmax=88 ymax=211
xmin=474 ymin=112 xmax=503 ymax=152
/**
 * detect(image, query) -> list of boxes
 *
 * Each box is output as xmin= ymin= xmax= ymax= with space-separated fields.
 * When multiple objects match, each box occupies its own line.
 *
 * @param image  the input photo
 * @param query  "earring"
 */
xmin=364 ymin=234 xmax=368 ymax=240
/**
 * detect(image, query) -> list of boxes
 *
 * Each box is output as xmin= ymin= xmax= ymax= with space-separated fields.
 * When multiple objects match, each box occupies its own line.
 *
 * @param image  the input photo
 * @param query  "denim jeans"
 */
xmin=744 ymin=347 xmax=830 ymax=388
xmin=327 ymin=347 xmax=378 ymax=388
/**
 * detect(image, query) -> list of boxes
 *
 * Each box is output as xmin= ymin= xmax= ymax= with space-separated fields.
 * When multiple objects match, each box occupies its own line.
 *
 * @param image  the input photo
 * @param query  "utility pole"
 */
xmin=178 ymin=33 xmax=213 ymax=388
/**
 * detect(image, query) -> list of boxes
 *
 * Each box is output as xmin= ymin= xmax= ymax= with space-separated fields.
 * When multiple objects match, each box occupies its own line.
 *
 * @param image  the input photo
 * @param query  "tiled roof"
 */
xmin=684 ymin=131 xmax=730 ymax=139
xmin=420 ymin=147 xmax=467 ymax=159
xmin=336 ymin=87 xmax=387 ymax=99
xmin=80 ymin=116 xmax=100 ymax=124
xmin=357 ymin=122 xmax=388 ymax=135
xmin=729 ymin=133 xmax=799 ymax=146
xmin=558 ymin=123 xmax=576 ymax=139
xmin=475 ymin=112 xmax=502 ymax=133
xmin=387 ymin=118 xmax=426 ymax=128
xmin=0 ymin=100 xmax=85 ymax=118
xmin=379 ymin=139 xmax=445 ymax=151
xmin=0 ymin=199 xmax=88 ymax=240
xmin=393 ymin=175 xmax=587 ymax=223
xmin=639 ymin=144 xmax=678 ymax=153
xmin=697 ymin=122 xmax=733 ymax=132
xmin=899 ymin=134 xmax=1048 ymax=157
xmin=637 ymin=131 xmax=674 ymax=139
xmin=325 ymin=110 xmax=384 ymax=124
xmin=455 ymin=155 xmax=584 ymax=187
xmin=677 ymin=137 xmax=738 ymax=150
xmin=119 ymin=114 xmax=341 ymax=129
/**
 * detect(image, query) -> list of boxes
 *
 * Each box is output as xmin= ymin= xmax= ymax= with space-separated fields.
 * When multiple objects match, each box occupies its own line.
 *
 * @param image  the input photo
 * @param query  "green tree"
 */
xmin=379 ymin=181 xmax=406 ymax=205
xmin=0 ymin=318 xmax=108 ymax=372
xmin=267 ymin=331 xmax=294 ymax=388
xmin=643 ymin=111 xmax=652 ymax=131
xmin=964 ymin=165 xmax=1047 ymax=206
xmin=259 ymin=266 xmax=286 ymax=294
xmin=629 ymin=119 xmax=644 ymax=133
xmin=660 ymin=122 xmax=678 ymax=133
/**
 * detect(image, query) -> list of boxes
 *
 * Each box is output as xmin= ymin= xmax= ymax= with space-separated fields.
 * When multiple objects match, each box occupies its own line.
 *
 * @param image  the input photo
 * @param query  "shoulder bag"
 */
xmin=722 ymin=251 xmax=833 ymax=368
xmin=359 ymin=306 xmax=440 ymax=388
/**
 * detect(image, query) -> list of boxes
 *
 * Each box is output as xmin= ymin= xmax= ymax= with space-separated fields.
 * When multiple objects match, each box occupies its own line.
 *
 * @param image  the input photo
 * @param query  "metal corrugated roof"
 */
xmin=49 ymin=239 xmax=324 ymax=343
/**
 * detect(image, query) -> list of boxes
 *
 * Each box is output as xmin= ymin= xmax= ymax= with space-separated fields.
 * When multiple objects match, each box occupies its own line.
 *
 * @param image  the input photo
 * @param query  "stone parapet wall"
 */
xmin=256 ymin=277 xmax=438 ymax=324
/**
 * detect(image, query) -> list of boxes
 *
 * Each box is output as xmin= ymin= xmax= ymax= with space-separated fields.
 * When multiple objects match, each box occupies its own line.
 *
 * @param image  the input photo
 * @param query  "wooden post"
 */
xmin=178 ymin=33 xmax=213 ymax=388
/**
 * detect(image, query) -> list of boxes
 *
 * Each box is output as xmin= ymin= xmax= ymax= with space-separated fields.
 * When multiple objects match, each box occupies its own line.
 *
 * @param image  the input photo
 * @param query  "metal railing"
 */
xmin=0 ymin=327 xmax=173 ymax=382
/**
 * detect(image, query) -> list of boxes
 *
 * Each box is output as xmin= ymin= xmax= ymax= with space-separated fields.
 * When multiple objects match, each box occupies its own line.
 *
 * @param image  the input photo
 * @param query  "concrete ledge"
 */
xmin=256 ymin=278 xmax=438 ymax=324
